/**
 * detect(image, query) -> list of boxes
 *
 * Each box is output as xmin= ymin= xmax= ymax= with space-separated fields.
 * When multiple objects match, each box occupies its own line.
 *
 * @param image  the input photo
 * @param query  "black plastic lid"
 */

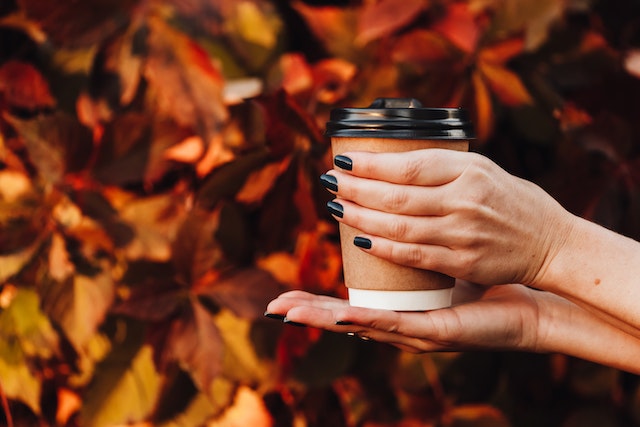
xmin=325 ymin=98 xmax=475 ymax=139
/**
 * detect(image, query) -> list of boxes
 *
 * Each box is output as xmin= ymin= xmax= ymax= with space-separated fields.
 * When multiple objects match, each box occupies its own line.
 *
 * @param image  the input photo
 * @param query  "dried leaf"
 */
xmin=478 ymin=38 xmax=525 ymax=64
xmin=48 ymin=232 xmax=75 ymax=282
xmin=356 ymin=0 xmax=427 ymax=46
xmin=236 ymin=156 xmax=292 ymax=205
xmin=0 ymin=60 xmax=55 ymax=110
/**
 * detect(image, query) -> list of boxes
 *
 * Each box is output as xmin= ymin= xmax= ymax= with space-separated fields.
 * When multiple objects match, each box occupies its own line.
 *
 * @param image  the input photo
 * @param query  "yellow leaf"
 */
xmin=228 ymin=1 xmax=282 ymax=49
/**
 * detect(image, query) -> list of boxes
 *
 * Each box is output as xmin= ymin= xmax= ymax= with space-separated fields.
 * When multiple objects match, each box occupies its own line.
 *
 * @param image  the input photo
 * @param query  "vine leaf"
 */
xmin=355 ymin=0 xmax=427 ymax=46
xmin=144 ymin=16 xmax=228 ymax=146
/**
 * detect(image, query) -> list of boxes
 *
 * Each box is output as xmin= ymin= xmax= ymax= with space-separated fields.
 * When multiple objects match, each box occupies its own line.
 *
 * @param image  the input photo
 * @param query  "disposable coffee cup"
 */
xmin=325 ymin=98 xmax=474 ymax=311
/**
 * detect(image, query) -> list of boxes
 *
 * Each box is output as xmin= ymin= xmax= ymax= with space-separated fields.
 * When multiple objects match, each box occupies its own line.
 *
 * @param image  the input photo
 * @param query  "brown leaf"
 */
xmin=356 ymin=0 xmax=428 ymax=46
xmin=477 ymin=60 xmax=533 ymax=106
xmin=152 ymin=300 xmax=224 ymax=392
xmin=195 ymin=267 xmax=288 ymax=320
xmin=144 ymin=16 xmax=228 ymax=144
xmin=0 ymin=60 xmax=55 ymax=110
xmin=448 ymin=404 xmax=510 ymax=427
xmin=5 ymin=112 xmax=93 ymax=183
xmin=236 ymin=156 xmax=292 ymax=205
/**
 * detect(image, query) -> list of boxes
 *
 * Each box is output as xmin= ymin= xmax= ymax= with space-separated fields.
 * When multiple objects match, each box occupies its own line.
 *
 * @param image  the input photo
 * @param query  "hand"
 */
xmin=267 ymin=282 xmax=542 ymax=353
xmin=265 ymin=284 xmax=640 ymax=373
xmin=323 ymin=149 xmax=576 ymax=288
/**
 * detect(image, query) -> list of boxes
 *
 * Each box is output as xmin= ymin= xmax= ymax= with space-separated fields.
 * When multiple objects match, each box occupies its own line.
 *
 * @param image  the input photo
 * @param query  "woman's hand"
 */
xmin=322 ymin=149 xmax=576 ymax=288
xmin=265 ymin=283 xmax=640 ymax=374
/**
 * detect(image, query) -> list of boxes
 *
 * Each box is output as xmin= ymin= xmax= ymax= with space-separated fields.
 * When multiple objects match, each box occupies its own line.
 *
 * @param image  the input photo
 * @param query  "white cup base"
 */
xmin=348 ymin=287 xmax=453 ymax=311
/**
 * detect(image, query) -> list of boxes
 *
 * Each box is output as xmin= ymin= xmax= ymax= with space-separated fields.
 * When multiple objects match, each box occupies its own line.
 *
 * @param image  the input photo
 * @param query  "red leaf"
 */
xmin=0 ymin=61 xmax=56 ymax=110
xmin=472 ymin=71 xmax=494 ymax=142
xmin=356 ymin=0 xmax=428 ymax=46
xmin=392 ymin=30 xmax=457 ymax=67
xmin=432 ymin=2 xmax=483 ymax=53
xmin=478 ymin=38 xmax=525 ymax=64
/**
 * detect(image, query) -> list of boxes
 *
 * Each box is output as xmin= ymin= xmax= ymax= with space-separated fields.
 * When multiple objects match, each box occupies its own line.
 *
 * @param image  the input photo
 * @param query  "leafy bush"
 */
xmin=1 ymin=0 xmax=639 ymax=426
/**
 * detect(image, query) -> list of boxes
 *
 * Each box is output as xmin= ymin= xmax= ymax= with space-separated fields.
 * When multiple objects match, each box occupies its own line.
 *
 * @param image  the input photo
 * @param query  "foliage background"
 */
xmin=1 ymin=0 xmax=640 ymax=426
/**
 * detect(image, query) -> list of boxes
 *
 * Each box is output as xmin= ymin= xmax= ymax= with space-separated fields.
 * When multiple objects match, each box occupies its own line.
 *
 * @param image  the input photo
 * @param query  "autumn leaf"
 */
xmin=477 ymin=60 xmax=533 ymax=106
xmin=355 ymin=0 xmax=427 ymax=46
xmin=432 ymin=2 xmax=484 ymax=54
xmin=195 ymin=267 xmax=288 ymax=321
xmin=0 ymin=288 xmax=61 ymax=414
xmin=448 ymin=404 xmax=510 ymax=427
xmin=471 ymin=70 xmax=495 ymax=142
xmin=5 ymin=112 xmax=93 ymax=184
xmin=40 ymin=272 xmax=115 ymax=352
xmin=208 ymin=386 xmax=273 ymax=427
xmin=392 ymin=30 xmax=458 ymax=68
xmin=149 ymin=299 xmax=224 ymax=392
xmin=144 ymin=16 xmax=229 ymax=145
xmin=16 ymin=0 xmax=138 ymax=47
xmin=0 ymin=60 xmax=55 ymax=110
xmin=81 ymin=341 xmax=162 ymax=427
xmin=291 ymin=1 xmax=362 ymax=61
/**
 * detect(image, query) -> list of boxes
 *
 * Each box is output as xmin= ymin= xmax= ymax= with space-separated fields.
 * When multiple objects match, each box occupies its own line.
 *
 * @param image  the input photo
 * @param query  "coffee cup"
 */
xmin=325 ymin=98 xmax=474 ymax=311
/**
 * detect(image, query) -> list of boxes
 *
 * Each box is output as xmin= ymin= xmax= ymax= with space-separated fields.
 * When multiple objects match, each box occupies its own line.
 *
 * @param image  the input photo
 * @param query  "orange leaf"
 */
xmin=356 ymin=0 xmax=428 ymax=46
xmin=432 ymin=2 xmax=483 ymax=53
xmin=0 ymin=60 xmax=56 ymax=110
xmin=478 ymin=38 xmax=525 ymax=64
xmin=472 ymin=71 xmax=494 ymax=142
xmin=236 ymin=156 xmax=292 ymax=205
xmin=276 ymin=53 xmax=313 ymax=96
xmin=478 ymin=60 xmax=533 ymax=106
xmin=448 ymin=404 xmax=509 ymax=427
xmin=392 ymin=30 xmax=456 ymax=66
xmin=209 ymin=386 xmax=273 ymax=427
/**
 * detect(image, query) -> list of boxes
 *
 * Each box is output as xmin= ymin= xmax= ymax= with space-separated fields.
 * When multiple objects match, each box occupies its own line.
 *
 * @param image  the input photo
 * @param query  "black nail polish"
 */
xmin=327 ymin=201 xmax=344 ymax=218
xmin=334 ymin=155 xmax=353 ymax=171
xmin=264 ymin=312 xmax=285 ymax=321
xmin=354 ymin=236 xmax=372 ymax=249
xmin=283 ymin=318 xmax=306 ymax=327
xmin=319 ymin=174 xmax=338 ymax=192
xmin=335 ymin=320 xmax=353 ymax=325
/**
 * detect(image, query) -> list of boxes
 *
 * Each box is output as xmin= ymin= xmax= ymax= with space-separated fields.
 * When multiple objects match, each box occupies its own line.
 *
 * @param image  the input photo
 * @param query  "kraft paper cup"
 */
xmin=325 ymin=98 xmax=474 ymax=311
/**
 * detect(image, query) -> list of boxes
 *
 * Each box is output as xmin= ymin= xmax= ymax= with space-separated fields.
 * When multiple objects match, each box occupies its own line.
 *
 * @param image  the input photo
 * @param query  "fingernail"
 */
xmin=264 ymin=312 xmax=285 ymax=321
xmin=283 ymin=318 xmax=306 ymax=327
xmin=354 ymin=236 xmax=372 ymax=249
xmin=327 ymin=200 xmax=344 ymax=218
xmin=334 ymin=155 xmax=353 ymax=171
xmin=335 ymin=320 xmax=353 ymax=325
xmin=319 ymin=174 xmax=338 ymax=192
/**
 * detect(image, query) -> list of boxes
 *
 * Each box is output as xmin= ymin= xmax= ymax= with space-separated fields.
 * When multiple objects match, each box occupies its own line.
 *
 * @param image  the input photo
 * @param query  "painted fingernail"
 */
xmin=327 ymin=200 xmax=344 ymax=218
xmin=283 ymin=318 xmax=306 ymax=327
xmin=353 ymin=236 xmax=372 ymax=249
xmin=334 ymin=155 xmax=353 ymax=171
xmin=335 ymin=320 xmax=353 ymax=325
xmin=264 ymin=312 xmax=285 ymax=321
xmin=319 ymin=174 xmax=338 ymax=192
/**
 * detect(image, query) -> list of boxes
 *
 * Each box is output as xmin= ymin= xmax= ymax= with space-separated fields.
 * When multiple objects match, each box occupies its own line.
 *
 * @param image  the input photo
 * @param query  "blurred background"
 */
xmin=1 ymin=0 xmax=640 ymax=426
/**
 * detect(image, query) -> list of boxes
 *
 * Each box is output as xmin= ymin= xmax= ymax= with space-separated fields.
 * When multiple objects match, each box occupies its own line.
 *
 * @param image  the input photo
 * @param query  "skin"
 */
xmin=266 ymin=149 xmax=640 ymax=373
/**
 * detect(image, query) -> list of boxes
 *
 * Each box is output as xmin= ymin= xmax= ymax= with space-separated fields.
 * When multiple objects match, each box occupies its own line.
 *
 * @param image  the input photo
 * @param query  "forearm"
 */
xmin=538 ymin=290 xmax=640 ymax=374
xmin=536 ymin=214 xmax=640 ymax=338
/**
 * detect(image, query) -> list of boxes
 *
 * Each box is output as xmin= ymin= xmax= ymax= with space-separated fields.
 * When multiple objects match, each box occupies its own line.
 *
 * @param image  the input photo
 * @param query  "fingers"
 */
xmin=336 ymin=149 xmax=475 ymax=186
